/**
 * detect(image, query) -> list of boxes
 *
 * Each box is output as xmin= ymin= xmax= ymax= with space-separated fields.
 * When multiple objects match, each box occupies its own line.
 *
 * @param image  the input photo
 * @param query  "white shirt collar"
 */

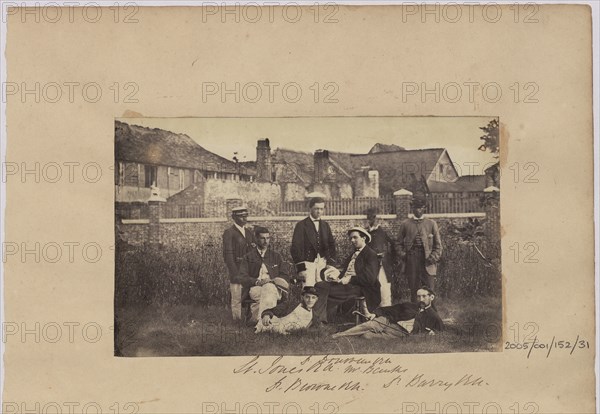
xmin=257 ymin=246 xmax=267 ymax=257
xmin=409 ymin=214 xmax=425 ymax=221
xmin=234 ymin=223 xmax=246 ymax=236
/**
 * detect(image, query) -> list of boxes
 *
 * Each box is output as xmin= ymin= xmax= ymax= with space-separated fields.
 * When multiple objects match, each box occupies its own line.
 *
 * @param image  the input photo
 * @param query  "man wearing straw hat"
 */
xmin=222 ymin=206 xmax=255 ymax=320
xmin=397 ymin=196 xmax=443 ymax=302
xmin=312 ymin=226 xmax=381 ymax=324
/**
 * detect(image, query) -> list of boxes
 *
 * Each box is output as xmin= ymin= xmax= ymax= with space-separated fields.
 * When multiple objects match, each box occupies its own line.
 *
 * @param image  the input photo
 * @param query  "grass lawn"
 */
xmin=116 ymin=296 xmax=502 ymax=357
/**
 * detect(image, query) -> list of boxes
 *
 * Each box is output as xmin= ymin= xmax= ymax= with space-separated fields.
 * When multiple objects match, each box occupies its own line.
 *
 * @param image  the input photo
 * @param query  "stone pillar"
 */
xmin=483 ymin=186 xmax=500 ymax=242
xmin=148 ymin=185 xmax=166 ymax=246
xmin=148 ymin=201 xmax=162 ymax=246
xmin=393 ymin=188 xmax=413 ymax=219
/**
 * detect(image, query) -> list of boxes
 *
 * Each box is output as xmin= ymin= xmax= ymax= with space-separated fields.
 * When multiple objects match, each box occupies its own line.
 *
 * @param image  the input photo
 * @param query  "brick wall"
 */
xmin=119 ymin=214 xmax=487 ymax=257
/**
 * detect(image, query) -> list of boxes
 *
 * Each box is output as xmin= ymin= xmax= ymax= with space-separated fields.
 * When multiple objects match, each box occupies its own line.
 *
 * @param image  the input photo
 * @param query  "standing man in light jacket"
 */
xmin=222 ymin=206 xmax=255 ymax=320
xmin=290 ymin=197 xmax=337 ymax=287
xmin=397 ymin=197 xmax=443 ymax=303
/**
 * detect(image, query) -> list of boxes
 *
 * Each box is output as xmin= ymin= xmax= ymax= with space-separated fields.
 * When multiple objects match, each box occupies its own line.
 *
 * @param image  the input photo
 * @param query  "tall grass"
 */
xmin=115 ymin=226 xmax=500 ymax=308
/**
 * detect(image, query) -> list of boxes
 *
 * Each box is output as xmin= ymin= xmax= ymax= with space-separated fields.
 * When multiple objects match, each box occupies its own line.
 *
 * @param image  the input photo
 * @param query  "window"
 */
xmin=144 ymin=165 xmax=158 ymax=188
xmin=179 ymin=169 xmax=185 ymax=189
xmin=123 ymin=163 xmax=139 ymax=186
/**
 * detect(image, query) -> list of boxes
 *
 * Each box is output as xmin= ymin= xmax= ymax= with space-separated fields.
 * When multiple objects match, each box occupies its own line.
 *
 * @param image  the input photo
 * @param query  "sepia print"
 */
xmin=114 ymin=116 xmax=502 ymax=356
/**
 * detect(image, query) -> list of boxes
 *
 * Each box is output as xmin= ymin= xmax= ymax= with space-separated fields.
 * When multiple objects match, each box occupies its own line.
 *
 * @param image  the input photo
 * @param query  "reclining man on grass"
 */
xmin=256 ymin=286 xmax=320 ymax=335
xmin=331 ymin=286 xmax=444 ymax=339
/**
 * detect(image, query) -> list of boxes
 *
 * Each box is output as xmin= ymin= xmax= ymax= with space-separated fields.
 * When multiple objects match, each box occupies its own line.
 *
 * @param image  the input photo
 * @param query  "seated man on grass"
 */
xmin=237 ymin=226 xmax=290 ymax=324
xmin=331 ymin=286 xmax=443 ymax=339
xmin=312 ymin=226 xmax=381 ymax=324
xmin=255 ymin=286 xmax=319 ymax=335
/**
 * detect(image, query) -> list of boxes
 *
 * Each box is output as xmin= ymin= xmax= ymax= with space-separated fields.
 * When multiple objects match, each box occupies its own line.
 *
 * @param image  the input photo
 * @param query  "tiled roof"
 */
xmin=115 ymin=121 xmax=249 ymax=174
xmin=330 ymin=148 xmax=446 ymax=195
xmin=271 ymin=148 xmax=314 ymax=182
xmin=368 ymin=143 xmax=406 ymax=153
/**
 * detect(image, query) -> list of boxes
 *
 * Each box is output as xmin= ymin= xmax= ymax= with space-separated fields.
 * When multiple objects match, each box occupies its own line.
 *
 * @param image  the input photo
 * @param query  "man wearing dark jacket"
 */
xmin=237 ymin=227 xmax=290 ymax=323
xmin=397 ymin=197 xmax=443 ymax=302
xmin=222 ymin=207 xmax=255 ymax=320
xmin=313 ymin=227 xmax=381 ymax=323
xmin=331 ymin=286 xmax=443 ymax=339
xmin=366 ymin=208 xmax=397 ymax=306
xmin=290 ymin=197 xmax=337 ymax=287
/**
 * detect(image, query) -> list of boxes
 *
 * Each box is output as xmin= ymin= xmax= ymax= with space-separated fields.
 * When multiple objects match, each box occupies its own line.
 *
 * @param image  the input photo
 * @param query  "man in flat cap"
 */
xmin=313 ymin=226 xmax=381 ymax=324
xmin=397 ymin=197 xmax=443 ymax=302
xmin=290 ymin=197 xmax=337 ymax=287
xmin=222 ymin=206 xmax=255 ymax=320
xmin=237 ymin=226 xmax=290 ymax=323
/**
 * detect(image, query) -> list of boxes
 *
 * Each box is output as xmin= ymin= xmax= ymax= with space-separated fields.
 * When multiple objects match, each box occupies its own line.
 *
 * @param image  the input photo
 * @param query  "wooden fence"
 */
xmin=116 ymin=192 xmax=485 ymax=220
xmin=429 ymin=192 xmax=484 ymax=214
xmin=279 ymin=195 xmax=395 ymax=216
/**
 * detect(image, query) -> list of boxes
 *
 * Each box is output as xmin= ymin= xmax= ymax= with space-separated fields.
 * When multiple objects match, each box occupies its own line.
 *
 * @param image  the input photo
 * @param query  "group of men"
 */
xmin=222 ymin=197 xmax=444 ymax=337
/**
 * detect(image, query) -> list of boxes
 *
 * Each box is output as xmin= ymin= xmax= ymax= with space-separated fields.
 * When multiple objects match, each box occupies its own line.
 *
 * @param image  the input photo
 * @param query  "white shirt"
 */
xmin=309 ymin=216 xmax=320 ymax=233
xmin=234 ymin=223 xmax=246 ymax=237
xmin=344 ymin=245 xmax=365 ymax=279
xmin=257 ymin=248 xmax=270 ymax=280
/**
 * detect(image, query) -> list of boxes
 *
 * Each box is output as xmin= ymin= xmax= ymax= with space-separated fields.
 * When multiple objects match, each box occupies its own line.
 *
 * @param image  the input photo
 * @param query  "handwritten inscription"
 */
xmin=383 ymin=373 xmax=488 ymax=391
xmin=233 ymin=355 xmax=488 ymax=393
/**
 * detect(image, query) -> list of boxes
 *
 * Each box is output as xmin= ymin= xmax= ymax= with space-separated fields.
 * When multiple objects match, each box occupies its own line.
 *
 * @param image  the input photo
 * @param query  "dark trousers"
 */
xmin=405 ymin=247 xmax=435 ymax=303
xmin=313 ymin=281 xmax=362 ymax=323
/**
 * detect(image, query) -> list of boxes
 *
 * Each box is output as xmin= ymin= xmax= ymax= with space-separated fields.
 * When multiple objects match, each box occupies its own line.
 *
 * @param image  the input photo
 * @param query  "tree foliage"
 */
xmin=478 ymin=119 xmax=499 ymax=157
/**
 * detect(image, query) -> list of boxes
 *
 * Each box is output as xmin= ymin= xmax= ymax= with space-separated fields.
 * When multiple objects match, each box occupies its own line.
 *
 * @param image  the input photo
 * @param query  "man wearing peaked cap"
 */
xmin=222 ymin=206 xmax=255 ymax=320
xmin=397 ymin=196 xmax=443 ymax=302
xmin=312 ymin=226 xmax=381 ymax=324
xmin=255 ymin=281 xmax=321 ymax=335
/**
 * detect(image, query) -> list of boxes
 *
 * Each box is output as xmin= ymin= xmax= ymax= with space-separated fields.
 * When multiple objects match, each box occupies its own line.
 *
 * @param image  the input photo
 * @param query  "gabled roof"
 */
xmin=329 ymin=148 xmax=446 ymax=195
xmin=428 ymin=175 xmax=487 ymax=192
xmin=115 ymin=121 xmax=249 ymax=174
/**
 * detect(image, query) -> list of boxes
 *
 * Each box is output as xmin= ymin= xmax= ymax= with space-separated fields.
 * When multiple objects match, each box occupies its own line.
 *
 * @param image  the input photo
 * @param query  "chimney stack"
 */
xmin=314 ymin=149 xmax=329 ymax=183
xmin=256 ymin=138 xmax=272 ymax=182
